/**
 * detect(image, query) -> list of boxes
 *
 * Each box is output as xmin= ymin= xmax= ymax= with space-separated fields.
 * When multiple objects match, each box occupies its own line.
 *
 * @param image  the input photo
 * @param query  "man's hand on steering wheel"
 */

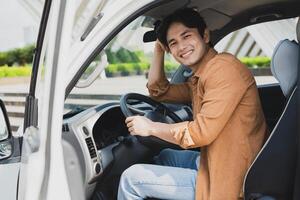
xmin=120 ymin=93 xmax=184 ymax=150
xmin=125 ymin=116 xmax=154 ymax=137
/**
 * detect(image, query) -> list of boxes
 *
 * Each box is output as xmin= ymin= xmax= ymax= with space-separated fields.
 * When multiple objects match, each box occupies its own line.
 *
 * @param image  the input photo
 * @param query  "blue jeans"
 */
xmin=118 ymin=148 xmax=200 ymax=200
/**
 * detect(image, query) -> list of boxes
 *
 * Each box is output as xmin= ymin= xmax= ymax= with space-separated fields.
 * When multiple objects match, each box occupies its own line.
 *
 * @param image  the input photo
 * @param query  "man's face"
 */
xmin=166 ymin=22 xmax=208 ymax=70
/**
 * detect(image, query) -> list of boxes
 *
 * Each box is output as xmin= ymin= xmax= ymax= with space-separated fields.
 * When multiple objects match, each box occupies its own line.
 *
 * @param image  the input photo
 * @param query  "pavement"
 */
xmin=0 ymin=75 xmax=278 ymax=95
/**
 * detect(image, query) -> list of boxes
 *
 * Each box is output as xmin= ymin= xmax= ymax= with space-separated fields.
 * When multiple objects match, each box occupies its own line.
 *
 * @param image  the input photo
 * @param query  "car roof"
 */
xmin=145 ymin=0 xmax=300 ymax=44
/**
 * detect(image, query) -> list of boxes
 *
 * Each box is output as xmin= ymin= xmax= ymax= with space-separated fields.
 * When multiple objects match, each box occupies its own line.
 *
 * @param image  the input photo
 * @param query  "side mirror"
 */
xmin=0 ymin=99 xmax=12 ymax=160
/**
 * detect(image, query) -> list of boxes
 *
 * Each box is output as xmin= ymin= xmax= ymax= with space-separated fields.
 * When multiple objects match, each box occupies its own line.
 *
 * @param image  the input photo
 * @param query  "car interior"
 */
xmin=60 ymin=0 xmax=300 ymax=199
xmin=244 ymin=22 xmax=300 ymax=200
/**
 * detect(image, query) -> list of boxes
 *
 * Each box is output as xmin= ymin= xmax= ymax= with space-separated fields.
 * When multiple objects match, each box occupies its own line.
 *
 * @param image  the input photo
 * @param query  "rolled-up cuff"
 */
xmin=171 ymin=121 xmax=195 ymax=149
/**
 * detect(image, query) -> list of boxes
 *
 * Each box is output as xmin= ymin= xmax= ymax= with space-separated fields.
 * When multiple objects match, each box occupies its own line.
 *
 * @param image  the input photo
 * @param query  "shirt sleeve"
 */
xmin=147 ymin=76 xmax=191 ymax=104
xmin=171 ymin=61 xmax=249 ymax=149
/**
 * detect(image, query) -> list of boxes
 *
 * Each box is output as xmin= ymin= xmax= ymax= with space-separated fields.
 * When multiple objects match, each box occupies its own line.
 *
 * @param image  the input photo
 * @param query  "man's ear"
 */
xmin=203 ymin=28 xmax=210 ymax=44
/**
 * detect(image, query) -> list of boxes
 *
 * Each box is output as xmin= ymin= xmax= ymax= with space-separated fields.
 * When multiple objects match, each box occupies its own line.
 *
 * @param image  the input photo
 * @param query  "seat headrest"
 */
xmin=271 ymin=39 xmax=299 ymax=97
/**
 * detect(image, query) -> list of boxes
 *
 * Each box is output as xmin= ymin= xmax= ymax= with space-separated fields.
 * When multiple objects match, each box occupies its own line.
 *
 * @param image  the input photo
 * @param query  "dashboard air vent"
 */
xmin=62 ymin=124 xmax=69 ymax=132
xmin=85 ymin=137 xmax=97 ymax=159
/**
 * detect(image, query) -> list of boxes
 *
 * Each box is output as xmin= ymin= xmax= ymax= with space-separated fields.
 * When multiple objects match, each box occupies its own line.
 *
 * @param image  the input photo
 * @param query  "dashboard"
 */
xmin=61 ymin=101 xmax=191 ymax=198
xmin=92 ymin=107 xmax=128 ymax=150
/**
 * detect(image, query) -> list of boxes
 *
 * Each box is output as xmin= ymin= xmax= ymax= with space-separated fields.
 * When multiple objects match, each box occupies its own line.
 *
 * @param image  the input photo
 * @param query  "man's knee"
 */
xmin=118 ymin=164 xmax=145 ymax=199
xmin=119 ymin=164 xmax=157 ymax=199
xmin=120 ymin=164 xmax=141 ymax=184
xmin=119 ymin=164 xmax=142 ymax=197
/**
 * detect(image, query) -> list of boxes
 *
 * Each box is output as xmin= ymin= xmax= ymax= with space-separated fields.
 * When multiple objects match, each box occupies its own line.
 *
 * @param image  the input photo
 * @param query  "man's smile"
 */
xmin=180 ymin=49 xmax=193 ymax=58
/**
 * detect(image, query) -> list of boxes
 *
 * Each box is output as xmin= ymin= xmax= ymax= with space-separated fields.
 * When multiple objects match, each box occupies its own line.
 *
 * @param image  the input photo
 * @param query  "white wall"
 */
xmin=0 ymin=0 xmax=38 ymax=51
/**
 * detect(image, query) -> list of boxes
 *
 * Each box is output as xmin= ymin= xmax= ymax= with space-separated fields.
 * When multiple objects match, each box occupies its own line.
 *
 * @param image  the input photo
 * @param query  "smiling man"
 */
xmin=118 ymin=8 xmax=268 ymax=200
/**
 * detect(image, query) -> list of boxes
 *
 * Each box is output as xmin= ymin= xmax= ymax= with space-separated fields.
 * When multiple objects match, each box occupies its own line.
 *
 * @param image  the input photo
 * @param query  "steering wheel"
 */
xmin=120 ymin=93 xmax=182 ymax=122
xmin=120 ymin=93 xmax=183 ymax=149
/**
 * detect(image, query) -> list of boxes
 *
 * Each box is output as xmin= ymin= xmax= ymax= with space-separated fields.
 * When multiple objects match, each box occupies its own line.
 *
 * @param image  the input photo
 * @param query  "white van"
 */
xmin=0 ymin=0 xmax=299 ymax=199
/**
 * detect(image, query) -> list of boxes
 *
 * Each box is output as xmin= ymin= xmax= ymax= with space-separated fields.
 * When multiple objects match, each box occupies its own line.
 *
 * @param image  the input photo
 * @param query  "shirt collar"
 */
xmin=193 ymin=47 xmax=217 ymax=78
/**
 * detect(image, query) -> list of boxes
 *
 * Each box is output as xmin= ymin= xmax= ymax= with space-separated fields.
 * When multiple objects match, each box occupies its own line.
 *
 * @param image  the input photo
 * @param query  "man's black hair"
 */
xmin=157 ymin=8 xmax=208 ymax=47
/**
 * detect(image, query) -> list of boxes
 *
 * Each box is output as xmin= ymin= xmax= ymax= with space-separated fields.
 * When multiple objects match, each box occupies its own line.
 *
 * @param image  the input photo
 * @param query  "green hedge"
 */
xmin=105 ymin=62 xmax=149 ymax=76
xmin=0 ymin=45 xmax=35 ymax=66
xmin=105 ymin=47 xmax=141 ymax=64
xmin=0 ymin=66 xmax=32 ymax=78
xmin=0 ymin=43 xmax=271 ymax=70
xmin=161 ymin=57 xmax=271 ymax=74
xmin=239 ymin=57 xmax=270 ymax=68
xmin=164 ymin=61 xmax=178 ymax=72
xmin=0 ymin=54 xmax=271 ymax=78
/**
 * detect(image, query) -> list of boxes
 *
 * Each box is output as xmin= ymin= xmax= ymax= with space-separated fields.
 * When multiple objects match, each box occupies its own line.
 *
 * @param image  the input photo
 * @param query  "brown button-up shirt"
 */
xmin=147 ymin=48 xmax=268 ymax=200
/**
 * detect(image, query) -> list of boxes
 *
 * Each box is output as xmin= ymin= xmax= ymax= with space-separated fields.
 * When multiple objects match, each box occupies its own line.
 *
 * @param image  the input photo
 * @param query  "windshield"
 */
xmin=65 ymin=16 xmax=180 ymax=114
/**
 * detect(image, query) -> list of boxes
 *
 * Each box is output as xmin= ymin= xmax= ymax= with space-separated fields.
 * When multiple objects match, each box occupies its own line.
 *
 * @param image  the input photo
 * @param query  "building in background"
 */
xmin=215 ymin=18 xmax=297 ymax=57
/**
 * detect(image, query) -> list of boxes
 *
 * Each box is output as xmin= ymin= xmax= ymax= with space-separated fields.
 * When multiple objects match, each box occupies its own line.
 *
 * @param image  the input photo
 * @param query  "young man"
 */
xmin=118 ymin=8 xmax=267 ymax=200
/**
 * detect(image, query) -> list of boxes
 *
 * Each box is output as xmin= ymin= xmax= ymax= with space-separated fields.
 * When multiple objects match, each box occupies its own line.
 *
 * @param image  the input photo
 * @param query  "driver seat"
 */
xmin=243 ymin=19 xmax=299 ymax=200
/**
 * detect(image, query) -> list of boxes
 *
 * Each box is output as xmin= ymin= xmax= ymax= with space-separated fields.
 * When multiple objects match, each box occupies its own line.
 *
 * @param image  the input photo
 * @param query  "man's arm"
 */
xmin=147 ymin=41 xmax=167 ymax=86
xmin=125 ymin=115 xmax=188 ymax=145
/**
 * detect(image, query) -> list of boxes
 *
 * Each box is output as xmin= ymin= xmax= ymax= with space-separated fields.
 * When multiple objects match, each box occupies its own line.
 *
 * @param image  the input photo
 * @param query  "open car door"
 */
xmin=18 ymin=0 xmax=158 ymax=199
